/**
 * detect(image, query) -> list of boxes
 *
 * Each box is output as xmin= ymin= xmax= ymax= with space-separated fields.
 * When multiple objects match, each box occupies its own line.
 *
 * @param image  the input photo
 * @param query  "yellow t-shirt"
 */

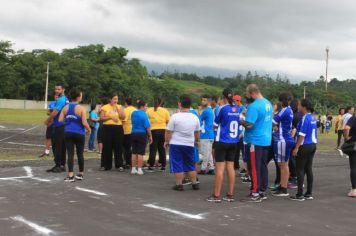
xmin=100 ymin=104 xmax=123 ymax=125
xmin=122 ymin=106 xmax=136 ymax=135
xmin=146 ymin=107 xmax=170 ymax=130
xmin=337 ymin=115 xmax=343 ymax=130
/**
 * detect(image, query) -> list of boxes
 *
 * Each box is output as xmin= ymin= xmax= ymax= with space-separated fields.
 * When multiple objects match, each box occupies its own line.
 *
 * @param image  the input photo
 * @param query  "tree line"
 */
xmin=1 ymin=40 xmax=355 ymax=114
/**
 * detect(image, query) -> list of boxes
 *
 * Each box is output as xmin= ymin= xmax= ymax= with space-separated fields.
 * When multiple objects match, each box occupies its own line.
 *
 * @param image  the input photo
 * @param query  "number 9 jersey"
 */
xmin=214 ymin=104 xmax=240 ymax=143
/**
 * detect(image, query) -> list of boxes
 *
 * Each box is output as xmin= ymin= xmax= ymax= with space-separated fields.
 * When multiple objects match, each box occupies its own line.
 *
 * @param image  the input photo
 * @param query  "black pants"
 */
xmin=65 ymin=132 xmax=85 ymax=172
xmin=337 ymin=130 xmax=344 ymax=148
xmin=53 ymin=126 xmax=66 ymax=167
xmin=102 ymin=125 xmax=124 ymax=170
xmin=267 ymin=144 xmax=280 ymax=184
xmin=148 ymin=129 xmax=166 ymax=167
xmin=349 ymin=151 xmax=356 ymax=189
xmin=296 ymin=144 xmax=316 ymax=196
xmin=123 ymin=134 xmax=132 ymax=166
xmin=234 ymin=138 xmax=243 ymax=169
xmin=289 ymin=156 xmax=297 ymax=179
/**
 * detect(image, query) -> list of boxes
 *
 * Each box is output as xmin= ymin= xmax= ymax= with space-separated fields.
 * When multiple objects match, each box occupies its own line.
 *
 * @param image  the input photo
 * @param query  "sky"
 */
xmin=0 ymin=0 xmax=355 ymax=82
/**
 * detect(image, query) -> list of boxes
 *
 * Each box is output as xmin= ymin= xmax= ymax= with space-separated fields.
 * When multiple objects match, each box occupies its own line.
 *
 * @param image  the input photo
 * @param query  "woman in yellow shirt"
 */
xmin=99 ymin=94 xmax=126 ymax=171
xmin=336 ymin=108 xmax=345 ymax=149
xmin=122 ymin=97 xmax=136 ymax=169
xmin=146 ymin=97 xmax=170 ymax=171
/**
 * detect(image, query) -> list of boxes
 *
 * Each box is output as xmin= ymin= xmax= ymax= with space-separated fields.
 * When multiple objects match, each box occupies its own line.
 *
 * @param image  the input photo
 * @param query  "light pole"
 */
xmin=304 ymin=86 xmax=306 ymax=99
xmin=44 ymin=62 xmax=49 ymax=109
xmin=325 ymin=47 xmax=329 ymax=92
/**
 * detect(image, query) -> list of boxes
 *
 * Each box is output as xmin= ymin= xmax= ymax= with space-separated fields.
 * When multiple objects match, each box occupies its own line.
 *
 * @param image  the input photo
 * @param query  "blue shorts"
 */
xmin=273 ymin=141 xmax=294 ymax=163
xmin=169 ymin=144 xmax=195 ymax=173
xmin=193 ymin=146 xmax=200 ymax=163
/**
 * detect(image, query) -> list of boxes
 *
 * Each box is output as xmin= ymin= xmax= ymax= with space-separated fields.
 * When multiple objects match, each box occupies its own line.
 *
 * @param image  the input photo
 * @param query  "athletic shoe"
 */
xmin=242 ymin=176 xmax=251 ymax=184
xmin=337 ymin=149 xmax=344 ymax=157
xmin=75 ymin=174 xmax=84 ymax=180
xmin=192 ymin=183 xmax=200 ymax=190
xmin=87 ymin=149 xmax=94 ymax=153
xmin=146 ymin=167 xmax=155 ymax=173
xmin=38 ymin=153 xmax=49 ymax=158
xmin=117 ymin=167 xmax=125 ymax=172
xmin=240 ymin=168 xmax=246 ymax=174
xmin=64 ymin=176 xmax=75 ymax=182
xmin=172 ymin=184 xmax=184 ymax=191
xmin=196 ymin=177 xmax=200 ymax=184
xmin=269 ymin=183 xmax=280 ymax=190
xmin=287 ymin=182 xmax=298 ymax=189
xmin=182 ymin=178 xmax=192 ymax=186
xmin=272 ymin=189 xmax=289 ymax=197
xmin=207 ymin=169 xmax=215 ymax=175
xmin=198 ymin=170 xmax=206 ymax=175
xmin=206 ymin=194 xmax=222 ymax=203
xmin=304 ymin=193 xmax=314 ymax=200
xmin=123 ymin=165 xmax=131 ymax=170
xmin=248 ymin=194 xmax=263 ymax=203
xmin=222 ymin=194 xmax=235 ymax=202
xmin=158 ymin=167 xmax=166 ymax=172
xmin=290 ymin=195 xmax=305 ymax=201
xmin=46 ymin=166 xmax=57 ymax=172
xmin=131 ymin=168 xmax=137 ymax=175
xmin=259 ymin=192 xmax=268 ymax=200
xmin=137 ymin=168 xmax=144 ymax=175
xmin=51 ymin=167 xmax=62 ymax=173
xmin=347 ymin=189 xmax=356 ymax=198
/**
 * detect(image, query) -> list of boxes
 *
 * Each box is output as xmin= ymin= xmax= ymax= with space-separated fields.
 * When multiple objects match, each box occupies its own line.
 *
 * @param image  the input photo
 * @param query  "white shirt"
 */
xmin=167 ymin=112 xmax=200 ymax=147
xmin=342 ymin=113 xmax=352 ymax=129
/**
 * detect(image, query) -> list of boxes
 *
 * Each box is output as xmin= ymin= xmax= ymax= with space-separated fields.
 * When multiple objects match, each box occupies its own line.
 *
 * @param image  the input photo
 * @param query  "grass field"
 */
xmin=0 ymin=109 xmax=46 ymax=125
xmin=171 ymin=79 xmax=222 ymax=95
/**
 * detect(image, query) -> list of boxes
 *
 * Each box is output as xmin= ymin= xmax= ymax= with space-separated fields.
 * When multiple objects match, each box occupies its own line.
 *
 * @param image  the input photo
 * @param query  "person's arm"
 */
xmin=240 ymin=105 xmax=257 ymax=129
xmin=58 ymin=105 xmax=68 ymax=123
xmin=99 ymin=109 xmax=114 ymax=122
xmin=194 ymin=117 xmax=201 ymax=148
xmin=90 ymin=112 xmax=100 ymax=122
xmin=45 ymin=98 xmax=65 ymax=125
xmin=292 ymin=116 xmax=309 ymax=156
xmin=164 ymin=130 xmax=172 ymax=149
xmin=144 ymin=114 xmax=153 ymax=144
xmin=292 ymin=135 xmax=305 ymax=157
xmin=118 ymin=106 xmax=126 ymax=121
xmin=146 ymin=128 xmax=153 ymax=144
xmin=81 ymin=107 xmax=91 ymax=134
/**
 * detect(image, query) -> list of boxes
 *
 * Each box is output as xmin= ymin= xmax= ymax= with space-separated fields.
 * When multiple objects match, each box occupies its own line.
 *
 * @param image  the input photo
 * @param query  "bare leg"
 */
xmin=137 ymin=155 xmax=143 ymax=168
xmin=174 ymin=172 xmax=184 ymax=185
xmin=214 ymin=162 xmax=225 ymax=197
xmin=187 ymin=170 xmax=197 ymax=184
xmin=279 ymin=162 xmax=289 ymax=188
xmin=226 ymin=161 xmax=236 ymax=195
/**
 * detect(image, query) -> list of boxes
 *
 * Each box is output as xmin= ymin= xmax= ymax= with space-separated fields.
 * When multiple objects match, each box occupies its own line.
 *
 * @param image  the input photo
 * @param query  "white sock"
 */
xmin=45 ymin=149 xmax=50 ymax=154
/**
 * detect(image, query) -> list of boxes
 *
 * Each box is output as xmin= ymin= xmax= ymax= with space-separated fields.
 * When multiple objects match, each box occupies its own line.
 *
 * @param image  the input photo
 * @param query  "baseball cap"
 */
xmin=233 ymin=95 xmax=241 ymax=102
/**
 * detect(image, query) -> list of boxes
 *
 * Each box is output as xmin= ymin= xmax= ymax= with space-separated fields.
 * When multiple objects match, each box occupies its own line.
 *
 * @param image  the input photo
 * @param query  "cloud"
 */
xmin=0 ymin=0 xmax=355 ymax=81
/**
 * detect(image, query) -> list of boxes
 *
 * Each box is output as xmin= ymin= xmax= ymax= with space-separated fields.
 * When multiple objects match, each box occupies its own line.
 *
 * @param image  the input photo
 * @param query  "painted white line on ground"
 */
xmin=143 ymin=204 xmax=205 ymax=220
xmin=23 ymin=166 xmax=33 ymax=177
xmin=0 ymin=176 xmax=28 ymax=180
xmin=6 ymin=142 xmax=45 ymax=147
xmin=0 ymin=124 xmax=41 ymax=142
xmin=75 ymin=186 xmax=108 ymax=196
xmin=0 ymin=125 xmax=6 ymax=128
xmin=10 ymin=215 xmax=54 ymax=235
xmin=0 ymin=166 xmax=51 ymax=182
xmin=31 ymin=177 xmax=51 ymax=182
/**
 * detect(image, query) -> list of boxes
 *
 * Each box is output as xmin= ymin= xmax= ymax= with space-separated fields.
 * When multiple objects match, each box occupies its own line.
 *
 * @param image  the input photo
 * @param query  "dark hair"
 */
xmin=201 ymin=94 xmax=210 ymax=99
xmin=55 ymin=82 xmax=65 ymax=89
xmin=223 ymin=88 xmax=233 ymax=106
xmin=137 ymin=99 xmax=146 ymax=109
xmin=154 ymin=97 xmax=163 ymax=111
xmin=69 ymin=88 xmax=81 ymax=101
xmin=300 ymin=99 xmax=314 ymax=113
xmin=101 ymin=97 xmax=110 ymax=105
xmin=110 ymin=93 xmax=118 ymax=99
xmin=179 ymin=95 xmax=192 ymax=108
xmin=125 ymin=97 xmax=133 ymax=106
xmin=345 ymin=106 xmax=354 ymax=113
xmin=290 ymin=98 xmax=299 ymax=113
xmin=90 ymin=104 xmax=96 ymax=111
xmin=339 ymin=108 xmax=344 ymax=115
xmin=211 ymin=95 xmax=218 ymax=103
xmin=278 ymin=92 xmax=293 ymax=107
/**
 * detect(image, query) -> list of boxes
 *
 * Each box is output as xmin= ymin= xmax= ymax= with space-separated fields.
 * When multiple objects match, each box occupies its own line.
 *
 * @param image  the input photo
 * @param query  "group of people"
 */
xmin=41 ymin=82 xmax=356 ymax=201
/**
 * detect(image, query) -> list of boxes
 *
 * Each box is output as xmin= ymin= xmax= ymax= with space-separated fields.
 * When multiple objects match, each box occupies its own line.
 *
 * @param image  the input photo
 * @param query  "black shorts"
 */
xmin=214 ymin=142 xmax=237 ymax=162
xmin=46 ymin=126 xmax=54 ymax=139
xmin=131 ymin=133 xmax=147 ymax=155
xmin=212 ymin=141 xmax=217 ymax=149
xmin=97 ymin=125 xmax=103 ymax=143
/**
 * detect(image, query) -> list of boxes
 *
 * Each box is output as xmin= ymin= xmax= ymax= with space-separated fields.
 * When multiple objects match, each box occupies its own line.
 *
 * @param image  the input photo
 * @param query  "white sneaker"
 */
xmin=131 ymin=168 xmax=137 ymax=175
xmin=337 ymin=149 xmax=344 ymax=157
xmin=137 ymin=168 xmax=144 ymax=175
xmin=347 ymin=189 xmax=356 ymax=198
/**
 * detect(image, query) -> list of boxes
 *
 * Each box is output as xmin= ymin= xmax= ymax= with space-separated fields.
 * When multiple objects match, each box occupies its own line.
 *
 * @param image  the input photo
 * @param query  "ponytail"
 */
xmin=154 ymin=97 xmax=162 ymax=111
xmin=223 ymin=88 xmax=234 ymax=107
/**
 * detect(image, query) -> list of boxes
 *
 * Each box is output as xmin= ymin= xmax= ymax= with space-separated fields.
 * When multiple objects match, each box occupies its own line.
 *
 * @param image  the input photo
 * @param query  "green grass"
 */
xmin=172 ymin=80 xmax=222 ymax=95
xmin=0 ymin=109 xmax=46 ymax=124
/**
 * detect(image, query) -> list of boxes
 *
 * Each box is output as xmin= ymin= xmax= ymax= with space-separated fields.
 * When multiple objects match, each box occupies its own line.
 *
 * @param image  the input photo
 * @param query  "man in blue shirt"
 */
xmin=240 ymin=84 xmax=273 ymax=202
xmin=45 ymin=83 xmax=69 ymax=173
xmin=198 ymin=95 xmax=215 ymax=175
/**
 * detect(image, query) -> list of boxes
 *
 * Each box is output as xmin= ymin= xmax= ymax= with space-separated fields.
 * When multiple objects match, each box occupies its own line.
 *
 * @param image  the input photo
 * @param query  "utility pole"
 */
xmin=44 ymin=62 xmax=49 ymax=109
xmin=303 ymin=86 xmax=306 ymax=99
xmin=325 ymin=47 xmax=329 ymax=92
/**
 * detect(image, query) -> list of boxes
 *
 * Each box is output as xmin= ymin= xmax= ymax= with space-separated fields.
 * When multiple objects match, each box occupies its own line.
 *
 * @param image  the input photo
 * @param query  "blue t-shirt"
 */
xmin=48 ymin=101 xmax=56 ymax=111
xmin=297 ymin=113 xmax=318 ymax=145
xmin=200 ymin=106 xmax=214 ymax=140
xmin=273 ymin=106 xmax=295 ymax=143
xmin=131 ymin=110 xmax=150 ymax=133
xmin=215 ymin=104 xmax=240 ymax=144
xmin=238 ymin=105 xmax=246 ymax=113
xmin=244 ymin=98 xmax=273 ymax=146
xmin=53 ymin=95 xmax=69 ymax=127
xmin=189 ymin=108 xmax=198 ymax=117
xmin=213 ymin=106 xmax=220 ymax=137
xmin=89 ymin=111 xmax=100 ymax=129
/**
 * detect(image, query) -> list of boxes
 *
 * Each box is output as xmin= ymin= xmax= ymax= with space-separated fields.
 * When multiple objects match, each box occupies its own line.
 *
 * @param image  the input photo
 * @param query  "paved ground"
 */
xmin=0 ymin=151 xmax=355 ymax=236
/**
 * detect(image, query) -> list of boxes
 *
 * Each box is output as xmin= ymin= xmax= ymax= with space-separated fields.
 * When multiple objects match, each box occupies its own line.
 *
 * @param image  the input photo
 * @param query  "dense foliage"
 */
xmin=1 ymin=40 xmax=355 ymax=113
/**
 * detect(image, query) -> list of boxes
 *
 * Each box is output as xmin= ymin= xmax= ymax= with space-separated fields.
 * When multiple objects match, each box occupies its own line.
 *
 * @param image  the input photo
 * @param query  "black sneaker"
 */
xmin=304 ymin=193 xmax=314 ymax=200
xmin=182 ymin=178 xmax=192 ymax=186
xmin=259 ymin=192 xmax=268 ymax=200
xmin=207 ymin=169 xmax=215 ymax=175
xmin=222 ymin=194 xmax=235 ymax=202
xmin=46 ymin=166 xmax=57 ymax=172
xmin=52 ymin=166 xmax=62 ymax=173
xmin=172 ymin=184 xmax=184 ymax=191
xmin=206 ymin=194 xmax=222 ymax=203
xmin=242 ymin=176 xmax=251 ymax=184
xmin=64 ymin=176 xmax=75 ymax=182
xmin=198 ymin=170 xmax=206 ymax=175
xmin=290 ymin=195 xmax=305 ymax=201
xmin=272 ymin=189 xmax=289 ymax=197
xmin=192 ymin=183 xmax=200 ymax=190
xmin=248 ymin=194 xmax=263 ymax=203
xmin=159 ymin=167 xmax=166 ymax=172
xmin=75 ymin=174 xmax=84 ymax=180
xmin=240 ymin=169 xmax=246 ymax=174
xmin=117 ymin=167 xmax=125 ymax=172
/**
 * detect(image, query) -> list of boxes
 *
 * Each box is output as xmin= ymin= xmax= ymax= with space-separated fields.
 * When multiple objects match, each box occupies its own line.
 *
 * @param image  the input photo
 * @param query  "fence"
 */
xmin=0 ymin=99 xmax=50 ymax=109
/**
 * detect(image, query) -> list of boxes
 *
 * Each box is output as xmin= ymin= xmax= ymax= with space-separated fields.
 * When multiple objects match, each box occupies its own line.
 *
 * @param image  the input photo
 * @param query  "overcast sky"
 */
xmin=1 ymin=0 xmax=355 ymax=81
